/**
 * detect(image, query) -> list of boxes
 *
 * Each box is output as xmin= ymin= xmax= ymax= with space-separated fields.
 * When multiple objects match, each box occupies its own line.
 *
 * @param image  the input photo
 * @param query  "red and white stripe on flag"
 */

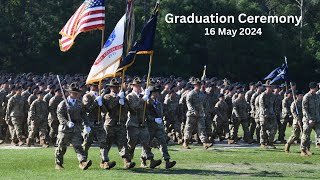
xmin=59 ymin=0 xmax=105 ymax=52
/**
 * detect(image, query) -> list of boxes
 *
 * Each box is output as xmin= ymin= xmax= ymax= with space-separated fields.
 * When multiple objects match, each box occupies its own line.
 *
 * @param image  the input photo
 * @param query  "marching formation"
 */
xmin=0 ymin=73 xmax=319 ymax=170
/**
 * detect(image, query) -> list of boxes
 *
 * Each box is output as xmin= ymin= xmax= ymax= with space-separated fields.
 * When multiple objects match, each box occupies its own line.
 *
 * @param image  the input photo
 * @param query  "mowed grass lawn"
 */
xmin=0 ymin=127 xmax=319 ymax=180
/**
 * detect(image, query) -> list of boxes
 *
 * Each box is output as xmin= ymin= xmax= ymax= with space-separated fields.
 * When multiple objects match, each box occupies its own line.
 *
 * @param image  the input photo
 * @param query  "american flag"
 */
xmin=59 ymin=0 xmax=105 ymax=52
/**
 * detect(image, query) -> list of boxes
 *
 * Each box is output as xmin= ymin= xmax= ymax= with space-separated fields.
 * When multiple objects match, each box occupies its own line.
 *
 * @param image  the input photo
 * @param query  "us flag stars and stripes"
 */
xmin=59 ymin=0 xmax=105 ymax=52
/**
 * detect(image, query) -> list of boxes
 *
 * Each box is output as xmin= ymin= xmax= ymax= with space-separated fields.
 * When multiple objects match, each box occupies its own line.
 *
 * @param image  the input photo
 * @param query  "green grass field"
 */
xmin=0 ymin=128 xmax=319 ymax=180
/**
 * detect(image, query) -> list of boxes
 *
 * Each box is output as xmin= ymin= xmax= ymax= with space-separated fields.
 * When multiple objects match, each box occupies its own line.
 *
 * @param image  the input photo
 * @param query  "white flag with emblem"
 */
xmin=86 ymin=14 xmax=125 ymax=84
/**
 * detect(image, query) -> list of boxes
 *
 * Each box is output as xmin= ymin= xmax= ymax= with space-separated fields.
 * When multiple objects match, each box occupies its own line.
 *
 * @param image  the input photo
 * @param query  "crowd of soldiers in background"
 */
xmin=0 ymin=72 xmax=319 ymax=170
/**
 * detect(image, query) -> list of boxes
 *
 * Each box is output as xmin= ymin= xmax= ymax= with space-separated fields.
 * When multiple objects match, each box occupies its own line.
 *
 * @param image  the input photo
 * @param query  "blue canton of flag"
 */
xmin=264 ymin=57 xmax=288 ymax=84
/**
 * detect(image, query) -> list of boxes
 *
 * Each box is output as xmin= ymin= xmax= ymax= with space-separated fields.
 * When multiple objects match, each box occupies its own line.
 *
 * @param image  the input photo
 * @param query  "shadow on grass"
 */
xmin=127 ymin=167 xmax=286 ymax=178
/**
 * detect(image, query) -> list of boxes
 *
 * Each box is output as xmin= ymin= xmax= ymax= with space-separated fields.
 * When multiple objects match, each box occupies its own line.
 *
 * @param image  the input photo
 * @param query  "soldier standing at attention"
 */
xmin=249 ymin=82 xmax=263 ymax=142
xmin=285 ymin=91 xmax=303 ymax=153
xmin=103 ymin=78 xmax=136 ymax=169
xmin=0 ymin=81 xmax=8 ymax=144
xmin=6 ymin=86 xmax=29 ymax=146
xmin=274 ymin=86 xmax=283 ymax=143
xmin=55 ymin=83 xmax=92 ymax=170
xmin=230 ymin=90 xmax=252 ymax=144
xmin=245 ymin=82 xmax=256 ymax=141
xmin=259 ymin=80 xmax=277 ymax=149
xmin=26 ymin=91 xmax=49 ymax=147
xmin=182 ymin=78 xmax=212 ymax=149
xmin=164 ymin=86 xmax=181 ymax=144
xmin=213 ymin=94 xmax=229 ymax=141
xmin=126 ymin=77 xmax=162 ymax=169
xmin=279 ymin=91 xmax=293 ymax=143
xmin=300 ymin=82 xmax=320 ymax=156
xmin=82 ymin=82 xmax=112 ymax=170
xmin=48 ymin=87 xmax=63 ymax=146
xmin=143 ymin=85 xmax=176 ymax=169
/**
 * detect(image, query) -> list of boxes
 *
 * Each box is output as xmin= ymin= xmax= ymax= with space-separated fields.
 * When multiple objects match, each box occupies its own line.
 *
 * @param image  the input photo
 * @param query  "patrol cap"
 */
xmin=285 ymin=90 xmax=292 ymax=94
xmin=15 ymin=86 xmax=23 ymax=90
xmin=54 ymin=87 xmax=61 ymax=93
xmin=309 ymin=82 xmax=317 ymax=89
xmin=36 ymin=91 xmax=45 ymax=95
xmin=296 ymin=90 xmax=304 ymax=95
xmin=249 ymin=82 xmax=255 ymax=86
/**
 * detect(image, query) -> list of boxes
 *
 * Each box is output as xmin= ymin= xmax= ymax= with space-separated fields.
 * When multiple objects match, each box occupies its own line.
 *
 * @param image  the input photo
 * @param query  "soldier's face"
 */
xmin=266 ymin=87 xmax=273 ymax=93
xmin=38 ymin=94 xmax=44 ymax=100
xmin=56 ymin=91 xmax=62 ymax=97
xmin=70 ymin=92 xmax=78 ymax=99
xmin=110 ymin=86 xmax=120 ymax=94
xmin=297 ymin=94 xmax=303 ymax=100
xmin=91 ymin=85 xmax=98 ymax=91
xmin=133 ymin=85 xmax=141 ymax=93
xmin=194 ymin=84 xmax=201 ymax=91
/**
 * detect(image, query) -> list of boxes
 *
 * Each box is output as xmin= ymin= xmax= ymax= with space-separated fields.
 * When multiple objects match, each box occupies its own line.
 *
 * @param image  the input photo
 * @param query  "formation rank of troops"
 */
xmin=0 ymin=73 xmax=319 ymax=170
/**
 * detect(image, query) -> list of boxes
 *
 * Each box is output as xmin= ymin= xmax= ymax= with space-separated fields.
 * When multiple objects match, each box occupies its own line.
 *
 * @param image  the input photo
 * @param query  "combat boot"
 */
xmin=306 ymin=149 xmax=313 ymax=156
xmin=11 ymin=140 xmax=18 ymax=146
xmin=228 ymin=139 xmax=235 ymax=144
xmin=18 ymin=140 xmax=25 ymax=146
xmin=260 ymin=144 xmax=267 ymax=149
xmin=284 ymin=144 xmax=290 ymax=153
xmin=140 ymin=158 xmax=148 ymax=168
xmin=0 ymin=140 xmax=4 ymax=144
xmin=182 ymin=139 xmax=190 ymax=149
xmin=300 ymin=150 xmax=309 ymax=156
xmin=79 ymin=160 xmax=92 ymax=170
xmin=40 ymin=139 xmax=49 ymax=148
xmin=203 ymin=143 xmax=213 ymax=150
xmin=315 ymin=144 xmax=320 ymax=149
xmin=165 ymin=159 xmax=176 ymax=169
xmin=149 ymin=159 xmax=162 ymax=169
xmin=123 ymin=158 xmax=135 ymax=169
xmin=100 ymin=161 xmax=116 ymax=170
xmin=267 ymin=143 xmax=276 ymax=149
xmin=26 ymin=138 xmax=31 ymax=147
xmin=177 ymin=138 xmax=183 ymax=145
xmin=55 ymin=163 xmax=64 ymax=170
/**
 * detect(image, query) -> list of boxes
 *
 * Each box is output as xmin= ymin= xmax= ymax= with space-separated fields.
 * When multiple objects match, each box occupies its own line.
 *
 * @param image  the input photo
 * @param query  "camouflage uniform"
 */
xmin=48 ymin=95 xmax=63 ymax=144
xmin=274 ymin=92 xmax=282 ymax=141
xmin=230 ymin=96 xmax=250 ymax=142
xmin=178 ymin=90 xmax=189 ymax=138
xmin=143 ymin=98 xmax=170 ymax=160
xmin=6 ymin=94 xmax=29 ymax=144
xmin=164 ymin=93 xmax=181 ymax=142
xmin=44 ymin=93 xmax=53 ymax=105
xmin=213 ymin=99 xmax=229 ymax=140
xmin=28 ymin=94 xmax=37 ymax=106
xmin=104 ymin=92 xmax=131 ymax=161
xmin=27 ymin=99 xmax=49 ymax=145
xmin=55 ymin=98 xmax=89 ymax=166
xmin=0 ymin=89 xmax=7 ymax=141
xmin=245 ymin=89 xmax=255 ymax=140
xmin=259 ymin=91 xmax=277 ymax=146
xmin=204 ymin=92 xmax=218 ymax=141
xmin=82 ymin=92 xmax=108 ymax=163
xmin=250 ymin=91 xmax=261 ymax=141
xmin=254 ymin=94 xmax=261 ymax=142
xmin=301 ymin=92 xmax=320 ymax=151
xmin=279 ymin=96 xmax=293 ymax=141
xmin=126 ymin=91 xmax=154 ymax=160
xmin=184 ymin=89 xmax=209 ymax=143
xmin=287 ymin=100 xmax=302 ymax=145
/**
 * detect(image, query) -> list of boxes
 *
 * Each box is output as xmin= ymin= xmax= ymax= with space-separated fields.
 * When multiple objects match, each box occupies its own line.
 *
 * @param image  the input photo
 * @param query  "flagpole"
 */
xmin=98 ymin=80 xmax=102 ymax=124
xmin=142 ymin=52 xmax=153 ymax=123
xmin=118 ymin=70 xmax=126 ymax=124
xmin=101 ymin=29 xmax=105 ymax=49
